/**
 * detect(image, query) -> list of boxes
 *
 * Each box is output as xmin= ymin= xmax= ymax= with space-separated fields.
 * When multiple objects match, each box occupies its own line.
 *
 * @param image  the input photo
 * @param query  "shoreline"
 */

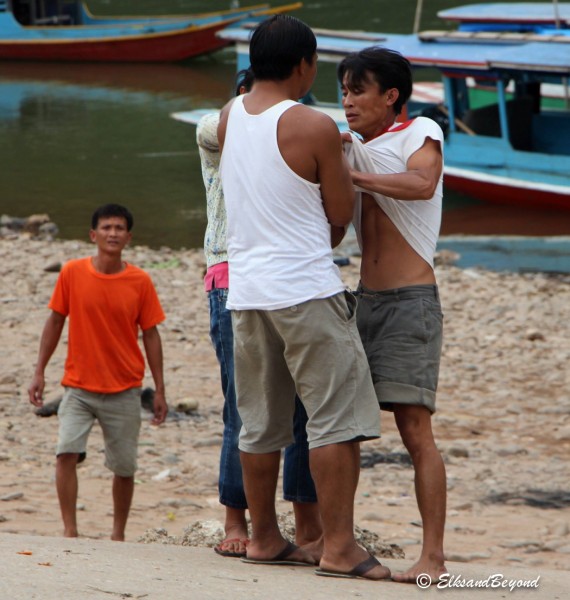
xmin=1 ymin=235 xmax=569 ymax=571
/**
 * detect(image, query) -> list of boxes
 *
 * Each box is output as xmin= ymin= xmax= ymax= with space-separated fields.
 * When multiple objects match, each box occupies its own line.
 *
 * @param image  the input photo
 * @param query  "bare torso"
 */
xmin=360 ymin=193 xmax=435 ymax=291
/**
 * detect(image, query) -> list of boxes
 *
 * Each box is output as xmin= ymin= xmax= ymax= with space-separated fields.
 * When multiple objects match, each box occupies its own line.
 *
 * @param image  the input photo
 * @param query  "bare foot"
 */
xmin=63 ymin=530 xmax=78 ymax=538
xmin=214 ymin=537 xmax=250 ymax=557
xmin=391 ymin=556 xmax=447 ymax=585
xmin=216 ymin=508 xmax=249 ymax=557
xmin=300 ymin=536 xmax=323 ymax=564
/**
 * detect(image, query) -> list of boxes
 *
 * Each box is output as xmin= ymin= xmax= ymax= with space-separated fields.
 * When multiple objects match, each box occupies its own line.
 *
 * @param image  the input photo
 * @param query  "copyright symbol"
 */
xmin=416 ymin=573 xmax=432 ymax=589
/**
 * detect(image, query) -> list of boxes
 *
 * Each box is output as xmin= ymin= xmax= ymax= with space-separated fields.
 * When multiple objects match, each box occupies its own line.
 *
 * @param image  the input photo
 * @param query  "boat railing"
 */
xmin=238 ymin=20 xmax=387 ymax=42
xmin=420 ymin=30 xmax=570 ymax=44
xmin=34 ymin=14 xmax=71 ymax=25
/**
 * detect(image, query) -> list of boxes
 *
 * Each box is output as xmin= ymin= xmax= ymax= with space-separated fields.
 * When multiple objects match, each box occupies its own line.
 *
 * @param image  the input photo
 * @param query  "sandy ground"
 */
xmin=1 ymin=235 xmax=569 ymax=573
xmin=2 ymin=533 xmax=566 ymax=600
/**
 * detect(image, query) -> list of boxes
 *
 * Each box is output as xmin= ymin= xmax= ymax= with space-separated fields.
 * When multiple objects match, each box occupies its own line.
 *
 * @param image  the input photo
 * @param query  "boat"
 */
xmin=214 ymin=21 xmax=570 ymax=211
xmin=437 ymin=2 xmax=570 ymax=34
xmin=0 ymin=1 xmax=301 ymax=62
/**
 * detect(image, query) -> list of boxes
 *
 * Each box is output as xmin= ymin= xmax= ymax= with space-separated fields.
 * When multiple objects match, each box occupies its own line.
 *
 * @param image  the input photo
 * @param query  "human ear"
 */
xmin=386 ymin=88 xmax=400 ymax=107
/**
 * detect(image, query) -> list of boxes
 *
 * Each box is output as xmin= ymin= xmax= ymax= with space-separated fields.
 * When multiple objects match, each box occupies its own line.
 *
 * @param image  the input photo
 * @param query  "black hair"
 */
xmin=91 ymin=204 xmax=134 ymax=231
xmin=249 ymin=15 xmax=316 ymax=81
xmin=337 ymin=47 xmax=413 ymax=115
xmin=235 ymin=67 xmax=254 ymax=96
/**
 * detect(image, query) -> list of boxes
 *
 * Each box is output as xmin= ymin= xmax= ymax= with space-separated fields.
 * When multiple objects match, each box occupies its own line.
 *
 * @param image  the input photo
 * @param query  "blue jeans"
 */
xmin=208 ymin=287 xmax=317 ymax=509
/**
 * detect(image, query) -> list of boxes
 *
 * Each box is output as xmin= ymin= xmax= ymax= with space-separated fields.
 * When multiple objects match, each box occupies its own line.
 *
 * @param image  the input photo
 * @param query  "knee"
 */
xmin=57 ymin=453 xmax=79 ymax=467
xmin=396 ymin=418 xmax=435 ymax=458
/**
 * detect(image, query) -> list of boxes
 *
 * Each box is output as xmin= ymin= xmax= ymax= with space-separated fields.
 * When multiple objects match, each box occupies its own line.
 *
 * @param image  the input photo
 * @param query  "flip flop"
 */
xmin=315 ymin=555 xmax=388 ymax=580
xmin=241 ymin=541 xmax=315 ymax=567
xmin=214 ymin=537 xmax=249 ymax=558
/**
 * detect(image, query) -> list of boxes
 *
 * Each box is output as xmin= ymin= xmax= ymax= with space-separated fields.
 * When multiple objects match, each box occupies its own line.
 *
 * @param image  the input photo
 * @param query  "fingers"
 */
xmin=28 ymin=379 xmax=44 ymax=407
xmin=151 ymin=397 xmax=168 ymax=426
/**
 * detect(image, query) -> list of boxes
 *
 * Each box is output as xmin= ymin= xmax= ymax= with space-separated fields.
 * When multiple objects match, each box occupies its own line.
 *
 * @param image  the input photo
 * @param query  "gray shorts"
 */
xmin=356 ymin=283 xmax=443 ymax=413
xmin=232 ymin=291 xmax=380 ymax=452
xmin=57 ymin=386 xmax=142 ymax=477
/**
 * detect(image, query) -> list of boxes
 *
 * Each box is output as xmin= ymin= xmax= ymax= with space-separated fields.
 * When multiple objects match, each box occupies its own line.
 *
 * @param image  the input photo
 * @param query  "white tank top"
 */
xmin=220 ymin=95 xmax=345 ymax=310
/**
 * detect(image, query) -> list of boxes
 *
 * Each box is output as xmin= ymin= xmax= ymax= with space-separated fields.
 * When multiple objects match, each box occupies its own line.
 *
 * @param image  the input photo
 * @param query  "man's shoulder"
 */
xmin=410 ymin=116 xmax=444 ymax=141
xmin=196 ymin=112 xmax=221 ymax=149
xmin=124 ymin=262 xmax=152 ymax=280
xmin=60 ymin=257 xmax=89 ymax=273
xmin=281 ymin=103 xmax=339 ymax=139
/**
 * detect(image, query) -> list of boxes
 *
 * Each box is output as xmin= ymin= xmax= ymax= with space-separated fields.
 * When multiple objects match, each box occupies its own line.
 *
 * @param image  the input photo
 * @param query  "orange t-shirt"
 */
xmin=49 ymin=257 xmax=165 ymax=393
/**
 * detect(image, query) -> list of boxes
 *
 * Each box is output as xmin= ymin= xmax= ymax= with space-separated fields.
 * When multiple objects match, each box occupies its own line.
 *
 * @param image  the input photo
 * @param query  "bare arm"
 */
xmin=217 ymin=98 xmax=236 ymax=154
xmin=28 ymin=310 xmax=66 ymax=407
xmin=351 ymin=138 xmax=442 ymax=201
xmin=315 ymin=117 xmax=355 ymax=227
xmin=331 ymin=225 xmax=348 ymax=248
xmin=142 ymin=326 xmax=167 ymax=425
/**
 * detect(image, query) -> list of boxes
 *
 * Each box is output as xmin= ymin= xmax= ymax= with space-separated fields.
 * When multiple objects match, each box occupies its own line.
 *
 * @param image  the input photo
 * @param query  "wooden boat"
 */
xmin=438 ymin=2 xmax=570 ymax=33
xmin=0 ymin=1 xmax=301 ymax=62
xmin=216 ymin=24 xmax=570 ymax=210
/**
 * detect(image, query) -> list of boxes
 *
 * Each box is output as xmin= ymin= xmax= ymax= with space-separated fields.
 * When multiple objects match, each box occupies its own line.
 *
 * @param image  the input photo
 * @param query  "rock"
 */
xmin=553 ymin=426 xmax=570 ymax=442
xmin=137 ymin=528 xmax=178 ymax=545
xmin=43 ymin=261 xmax=62 ymax=273
xmin=175 ymin=398 xmax=199 ymax=413
xmin=179 ymin=520 xmax=225 ymax=548
xmin=446 ymin=552 xmax=492 ymax=562
xmin=552 ymin=522 xmax=570 ymax=537
xmin=447 ymin=446 xmax=470 ymax=458
xmin=526 ymin=329 xmax=545 ymax=341
xmin=1 ymin=492 xmax=24 ymax=501
xmin=140 ymin=387 xmax=155 ymax=412
xmin=35 ymin=397 xmax=62 ymax=417
xmin=453 ymin=502 xmax=473 ymax=511
xmin=24 ymin=214 xmax=50 ymax=235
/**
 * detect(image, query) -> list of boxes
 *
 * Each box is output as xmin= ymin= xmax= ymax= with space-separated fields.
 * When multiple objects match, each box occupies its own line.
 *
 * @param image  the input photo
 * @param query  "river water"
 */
xmin=1 ymin=0 xmax=569 ymax=249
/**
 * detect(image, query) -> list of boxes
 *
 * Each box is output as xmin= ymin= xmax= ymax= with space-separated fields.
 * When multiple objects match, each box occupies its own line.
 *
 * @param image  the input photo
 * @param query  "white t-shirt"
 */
xmin=343 ymin=116 xmax=444 ymax=267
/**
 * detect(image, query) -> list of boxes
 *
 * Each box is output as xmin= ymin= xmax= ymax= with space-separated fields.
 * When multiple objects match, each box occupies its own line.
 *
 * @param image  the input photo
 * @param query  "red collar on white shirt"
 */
xmin=368 ymin=118 xmax=415 ymax=142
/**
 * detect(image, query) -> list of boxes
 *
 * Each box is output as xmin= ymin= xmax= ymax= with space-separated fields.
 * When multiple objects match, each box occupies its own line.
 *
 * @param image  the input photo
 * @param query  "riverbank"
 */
xmin=3 ymin=533 xmax=565 ymax=599
xmin=1 ymin=235 xmax=569 ymax=572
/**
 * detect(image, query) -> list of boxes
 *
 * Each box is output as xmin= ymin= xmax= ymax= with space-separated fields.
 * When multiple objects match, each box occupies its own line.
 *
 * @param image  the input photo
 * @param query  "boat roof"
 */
xmin=218 ymin=26 xmax=570 ymax=76
xmin=438 ymin=3 xmax=570 ymax=26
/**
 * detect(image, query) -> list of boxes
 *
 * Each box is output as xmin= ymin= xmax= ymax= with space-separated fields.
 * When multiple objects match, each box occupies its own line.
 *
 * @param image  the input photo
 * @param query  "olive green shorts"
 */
xmin=57 ymin=386 xmax=142 ymax=477
xmin=356 ymin=284 xmax=443 ymax=414
xmin=232 ymin=291 xmax=380 ymax=452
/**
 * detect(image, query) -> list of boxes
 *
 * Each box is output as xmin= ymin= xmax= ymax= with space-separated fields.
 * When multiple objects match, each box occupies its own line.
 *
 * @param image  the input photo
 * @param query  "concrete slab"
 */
xmin=0 ymin=533 xmax=566 ymax=599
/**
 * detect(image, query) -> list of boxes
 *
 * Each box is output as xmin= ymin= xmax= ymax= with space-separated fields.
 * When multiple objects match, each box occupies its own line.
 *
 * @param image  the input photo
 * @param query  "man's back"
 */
xmin=220 ymin=94 xmax=348 ymax=310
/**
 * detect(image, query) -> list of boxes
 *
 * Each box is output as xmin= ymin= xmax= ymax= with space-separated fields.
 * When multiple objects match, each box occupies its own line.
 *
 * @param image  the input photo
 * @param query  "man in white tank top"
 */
xmin=338 ymin=48 xmax=448 ymax=584
xmin=218 ymin=16 xmax=389 ymax=581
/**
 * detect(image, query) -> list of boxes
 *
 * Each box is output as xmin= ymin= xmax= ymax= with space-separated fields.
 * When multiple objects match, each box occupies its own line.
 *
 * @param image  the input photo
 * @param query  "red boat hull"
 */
xmin=0 ymin=22 xmax=232 ymax=62
xmin=444 ymin=172 xmax=570 ymax=212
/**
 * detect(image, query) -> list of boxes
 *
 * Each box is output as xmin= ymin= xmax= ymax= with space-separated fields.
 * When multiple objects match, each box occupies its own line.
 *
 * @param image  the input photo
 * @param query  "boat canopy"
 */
xmin=438 ymin=3 xmax=570 ymax=26
xmin=8 ymin=0 xmax=81 ymax=26
xmin=218 ymin=26 xmax=570 ymax=78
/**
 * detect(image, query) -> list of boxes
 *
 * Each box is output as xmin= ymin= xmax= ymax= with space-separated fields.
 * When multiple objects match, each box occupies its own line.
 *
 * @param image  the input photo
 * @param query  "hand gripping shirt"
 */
xmin=49 ymin=257 xmax=165 ymax=393
xmin=343 ymin=117 xmax=444 ymax=268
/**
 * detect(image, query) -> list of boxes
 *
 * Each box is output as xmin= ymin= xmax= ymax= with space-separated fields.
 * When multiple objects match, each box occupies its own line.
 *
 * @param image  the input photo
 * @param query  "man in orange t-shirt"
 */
xmin=28 ymin=204 xmax=167 ymax=541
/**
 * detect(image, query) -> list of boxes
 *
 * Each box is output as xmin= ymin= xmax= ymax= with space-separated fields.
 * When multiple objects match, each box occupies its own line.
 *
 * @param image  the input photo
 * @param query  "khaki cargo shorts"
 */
xmin=57 ymin=386 xmax=142 ymax=477
xmin=232 ymin=291 xmax=380 ymax=452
